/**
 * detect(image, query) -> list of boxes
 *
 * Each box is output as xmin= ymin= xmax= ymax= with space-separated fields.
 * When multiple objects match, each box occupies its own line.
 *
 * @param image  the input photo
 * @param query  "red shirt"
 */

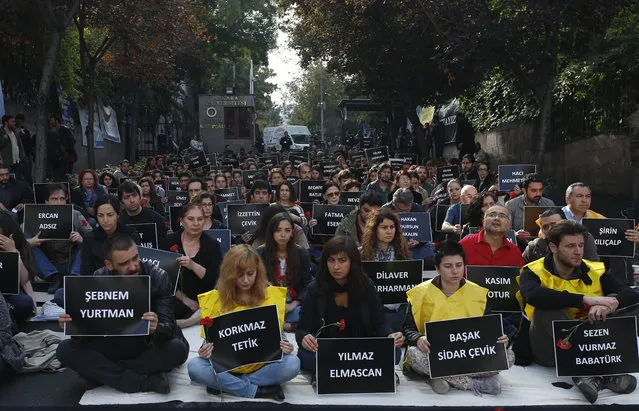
xmin=459 ymin=230 xmax=524 ymax=268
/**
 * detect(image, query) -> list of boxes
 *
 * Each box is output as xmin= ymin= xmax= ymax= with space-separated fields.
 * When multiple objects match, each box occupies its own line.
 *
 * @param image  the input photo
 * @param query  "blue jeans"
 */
xmin=4 ymin=294 xmax=34 ymax=325
xmin=285 ymin=305 xmax=301 ymax=324
xmin=32 ymin=247 xmax=81 ymax=279
xmin=188 ymin=354 xmax=300 ymax=398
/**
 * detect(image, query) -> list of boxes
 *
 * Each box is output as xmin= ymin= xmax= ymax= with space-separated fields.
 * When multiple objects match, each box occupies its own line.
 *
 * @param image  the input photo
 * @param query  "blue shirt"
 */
xmin=444 ymin=202 xmax=461 ymax=225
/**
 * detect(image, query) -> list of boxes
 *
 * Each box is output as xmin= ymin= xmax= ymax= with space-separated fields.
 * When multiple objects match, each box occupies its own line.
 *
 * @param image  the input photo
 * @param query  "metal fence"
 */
xmin=135 ymin=121 xmax=198 ymax=159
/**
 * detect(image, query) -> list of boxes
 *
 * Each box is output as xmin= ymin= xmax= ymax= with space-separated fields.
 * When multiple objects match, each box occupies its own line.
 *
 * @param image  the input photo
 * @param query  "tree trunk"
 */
xmin=535 ymin=77 xmax=555 ymax=175
xmin=34 ymin=29 xmax=63 ymax=182
xmin=85 ymin=68 xmax=96 ymax=170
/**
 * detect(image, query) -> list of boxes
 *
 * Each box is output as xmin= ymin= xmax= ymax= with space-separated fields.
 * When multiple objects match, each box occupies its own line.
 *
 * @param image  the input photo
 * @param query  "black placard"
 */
xmin=288 ymin=153 xmax=308 ymax=167
xmin=498 ymin=164 xmax=536 ymax=192
xmin=227 ymin=203 xmax=269 ymax=235
xmin=434 ymin=204 xmax=451 ymax=232
xmin=340 ymin=191 xmax=361 ymax=206
xmin=363 ymin=260 xmax=423 ymax=304
xmin=316 ymin=337 xmax=396 ymax=395
xmin=311 ymin=204 xmax=356 ymax=236
xmin=321 ymin=161 xmax=340 ymax=178
xmin=0 ymin=251 xmax=20 ymax=294
xmin=436 ymin=166 xmax=460 ymax=184
xmin=242 ymin=170 xmax=259 ymax=189
xmin=396 ymin=153 xmax=418 ymax=165
xmin=33 ymin=182 xmax=70 ymax=204
xmin=465 ymin=266 xmax=520 ymax=312
xmin=552 ymin=317 xmax=639 ymax=377
xmin=350 ymin=151 xmax=365 ymax=165
xmin=204 ymin=229 xmax=231 ymax=256
xmin=127 ymin=223 xmax=159 ymax=249
xmin=217 ymin=199 xmax=246 ymax=227
xmin=262 ymin=153 xmax=279 ymax=169
xmin=398 ymin=212 xmax=432 ymax=242
xmin=364 ymin=146 xmax=389 ymax=165
xmin=297 ymin=180 xmax=325 ymax=203
xmin=206 ymin=153 xmax=217 ymax=166
xmin=169 ymin=206 xmax=182 ymax=232
xmin=206 ymin=305 xmax=282 ymax=372
xmin=167 ymin=177 xmax=180 ymax=191
xmin=184 ymin=151 xmax=208 ymax=169
xmin=215 ymin=187 xmax=242 ymax=201
xmin=523 ymin=206 xmax=553 ymax=237
xmin=389 ymin=158 xmax=405 ymax=173
xmin=582 ymin=218 xmax=636 ymax=258
xmin=426 ymin=314 xmax=508 ymax=378
xmin=64 ymin=276 xmax=150 ymax=336
xmin=166 ymin=190 xmax=189 ymax=208
xmin=137 ymin=246 xmax=183 ymax=295
xmin=23 ymin=204 xmax=73 ymax=240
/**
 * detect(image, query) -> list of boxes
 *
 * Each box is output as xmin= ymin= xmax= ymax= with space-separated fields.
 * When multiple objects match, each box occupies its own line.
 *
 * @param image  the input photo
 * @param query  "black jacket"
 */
xmin=80 ymin=223 xmax=140 ymax=276
xmin=119 ymin=206 xmax=168 ymax=249
xmin=256 ymin=245 xmax=312 ymax=302
xmin=295 ymin=278 xmax=390 ymax=345
xmin=93 ymin=261 xmax=188 ymax=347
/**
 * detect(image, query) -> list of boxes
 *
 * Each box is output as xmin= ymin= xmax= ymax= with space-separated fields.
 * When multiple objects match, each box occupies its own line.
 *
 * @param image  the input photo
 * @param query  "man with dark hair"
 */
xmin=297 ymin=163 xmax=311 ymax=180
xmin=56 ymin=233 xmax=189 ymax=394
xmin=187 ymin=178 xmax=204 ymax=201
xmin=336 ymin=191 xmax=385 ymax=247
xmin=523 ymin=208 xmax=599 ymax=264
xmin=382 ymin=188 xmax=421 ymax=213
xmin=459 ymin=154 xmax=478 ymax=181
xmin=474 ymin=162 xmax=492 ymax=193
xmin=505 ymin=173 xmax=555 ymax=239
xmin=28 ymin=183 xmax=92 ymax=293
xmin=518 ymin=220 xmax=639 ymax=403
xmin=177 ymin=171 xmax=191 ymax=191
xmin=0 ymin=114 xmax=27 ymax=178
xmin=367 ymin=163 xmax=392 ymax=202
xmin=248 ymin=180 xmax=271 ymax=204
xmin=48 ymin=114 xmax=77 ymax=177
xmin=0 ymin=163 xmax=32 ymax=214
xmin=113 ymin=159 xmax=131 ymax=180
xmin=118 ymin=182 xmax=167 ymax=248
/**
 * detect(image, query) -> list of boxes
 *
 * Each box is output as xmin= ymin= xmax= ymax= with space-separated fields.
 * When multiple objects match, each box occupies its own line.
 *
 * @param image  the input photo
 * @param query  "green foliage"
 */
xmin=54 ymin=27 xmax=81 ymax=100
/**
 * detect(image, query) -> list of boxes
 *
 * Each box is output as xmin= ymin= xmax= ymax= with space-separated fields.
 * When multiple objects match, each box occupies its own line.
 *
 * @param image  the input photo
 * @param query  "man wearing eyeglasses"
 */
xmin=441 ymin=185 xmax=477 ymax=235
xmin=459 ymin=205 xmax=525 ymax=267
xmin=473 ymin=162 xmax=492 ymax=193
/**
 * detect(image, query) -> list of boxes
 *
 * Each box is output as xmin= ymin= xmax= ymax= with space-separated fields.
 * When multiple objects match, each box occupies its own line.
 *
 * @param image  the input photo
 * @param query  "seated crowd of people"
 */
xmin=0 ymin=147 xmax=638 ymax=405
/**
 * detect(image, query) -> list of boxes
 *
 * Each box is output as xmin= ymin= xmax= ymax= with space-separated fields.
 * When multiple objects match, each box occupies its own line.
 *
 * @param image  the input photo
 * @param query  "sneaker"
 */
xmin=470 ymin=376 xmax=501 ymax=396
xmin=140 ymin=373 xmax=170 ymax=394
xmin=429 ymin=378 xmax=450 ymax=394
xmin=206 ymin=386 xmax=221 ymax=395
xmin=255 ymin=384 xmax=285 ymax=401
xmin=602 ymin=375 xmax=637 ymax=394
xmin=572 ymin=376 xmax=603 ymax=404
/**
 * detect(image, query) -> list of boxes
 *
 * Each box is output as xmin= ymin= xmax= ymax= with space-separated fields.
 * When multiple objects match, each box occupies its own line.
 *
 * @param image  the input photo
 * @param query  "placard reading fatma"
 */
xmin=206 ymin=305 xmax=282 ymax=372
xmin=498 ymin=164 xmax=536 ymax=191
xmin=363 ymin=260 xmax=423 ymax=304
xmin=0 ymin=251 xmax=20 ymax=295
xmin=227 ymin=203 xmax=269 ymax=235
xmin=426 ymin=314 xmax=509 ymax=378
xmin=316 ymin=337 xmax=395 ymax=395
xmin=23 ymin=204 xmax=73 ymax=240
xmin=166 ymin=190 xmax=189 ymax=208
xmin=64 ymin=276 xmax=150 ymax=336
xmin=311 ymin=204 xmax=356 ymax=236
xmin=523 ymin=206 xmax=553 ymax=237
xmin=215 ymin=187 xmax=242 ymax=201
xmin=33 ymin=182 xmax=70 ymax=204
xmin=552 ymin=317 xmax=639 ymax=377
xmin=137 ymin=246 xmax=183 ymax=296
xmin=582 ymin=218 xmax=636 ymax=258
xmin=365 ymin=146 xmax=389 ymax=165
xmin=436 ymin=166 xmax=460 ymax=184
xmin=204 ymin=229 xmax=231 ymax=256
xmin=398 ymin=212 xmax=432 ymax=242
xmin=297 ymin=180 xmax=325 ymax=203
xmin=465 ymin=266 xmax=520 ymax=312
xmin=127 ymin=223 xmax=159 ymax=249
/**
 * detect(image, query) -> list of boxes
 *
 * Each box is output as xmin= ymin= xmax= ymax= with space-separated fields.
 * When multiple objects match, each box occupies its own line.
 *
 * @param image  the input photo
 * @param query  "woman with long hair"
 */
xmin=138 ymin=176 xmax=165 ymax=217
xmin=460 ymin=192 xmax=496 ymax=238
xmin=99 ymin=171 xmax=119 ymax=190
xmin=71 ymin=169 xmax=107 ymax=226
xmin=247 ymin=204 xmax=309 ymax=249
xmin=296 ymin=236 xmax=404 ymax=377
xmin=80 ymin=195 xmax=140 ymax=276
xmin=403 ymin=241 xmax=511 ymax=395
xmin=257 ymin=213 xmax=311 ymax=331
xmin=187 ymin=245 xmax=300 ymax=400
xmin=164 ymin=203 xmax=223 ymax=328
xmin=273 ymin=181 xmax=306 ymax=228
xmin=0 ymin=211 xmax=37 ymax=324
xmin=359 ymin=208 xmax=411 ymax=333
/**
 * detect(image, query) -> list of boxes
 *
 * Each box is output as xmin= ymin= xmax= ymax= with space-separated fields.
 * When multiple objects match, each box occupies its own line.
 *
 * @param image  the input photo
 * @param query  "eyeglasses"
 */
xmin=486 ymin=212 xmax=509 ymax=220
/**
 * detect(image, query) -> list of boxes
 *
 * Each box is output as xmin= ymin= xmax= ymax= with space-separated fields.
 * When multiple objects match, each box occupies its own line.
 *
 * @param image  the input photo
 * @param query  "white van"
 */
xmin=263 ymin=125 xmax=311 ymax=151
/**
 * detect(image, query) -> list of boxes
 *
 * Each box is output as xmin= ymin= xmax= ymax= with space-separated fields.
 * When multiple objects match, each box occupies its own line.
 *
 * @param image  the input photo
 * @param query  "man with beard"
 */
xmin=366 ymin=162 xmax=392 ymax=202
xmin=518 ymin=220 xmax=639 ymax=404
xmin=335 ymin=191 xmax=385 ymax=247
xmin=505 ymin=173 xmax=555 ymax=240
xmin=118 ymin=182 xmax=168 ymax=248
xmin=297 ymin=163 xmax=311 ymax=180
xmin=459 ymin=154 xmax=479 ymax=182
xmin=0 ymin=163 xmax=32 ymax=215
xmin=0 ymin=115 xmax=27 ymax=178
xmin=56 ymin=233 xmax=189 ymax=394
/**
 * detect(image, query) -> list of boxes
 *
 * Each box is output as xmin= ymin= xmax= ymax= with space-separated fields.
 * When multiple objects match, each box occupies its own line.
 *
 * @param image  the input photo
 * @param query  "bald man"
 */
xmin=459 ymin=205 xmax=524 ymax=267
xmin=441 ymin=185 xmax=478 ymax=234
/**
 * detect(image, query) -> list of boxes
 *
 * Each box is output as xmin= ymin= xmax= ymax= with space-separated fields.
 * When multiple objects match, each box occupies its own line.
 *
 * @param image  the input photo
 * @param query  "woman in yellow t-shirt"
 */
xmin=187 ymin=245 xmax=300 ymax=401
